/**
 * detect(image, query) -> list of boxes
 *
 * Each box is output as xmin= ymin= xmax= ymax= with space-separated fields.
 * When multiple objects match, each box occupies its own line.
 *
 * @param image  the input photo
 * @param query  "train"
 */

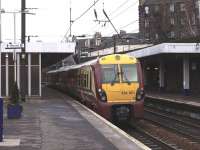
xmin=47 ymin=54 xmax=144 ymax=122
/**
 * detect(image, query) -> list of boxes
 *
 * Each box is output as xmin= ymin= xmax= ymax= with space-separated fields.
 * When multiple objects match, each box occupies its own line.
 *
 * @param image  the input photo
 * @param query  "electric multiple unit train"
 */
xmin=47 ymin=54 xmax=144 ymax=122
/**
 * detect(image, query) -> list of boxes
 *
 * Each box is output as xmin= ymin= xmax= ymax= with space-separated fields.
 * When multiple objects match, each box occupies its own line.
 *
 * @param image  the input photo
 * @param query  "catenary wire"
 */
xmin=63 ymin=0 xmax=101 ymax=39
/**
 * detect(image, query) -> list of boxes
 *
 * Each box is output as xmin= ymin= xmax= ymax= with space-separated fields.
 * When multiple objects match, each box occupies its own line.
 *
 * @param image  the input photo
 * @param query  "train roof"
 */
xmin=99 ymin=54 xmax=137 ymax=64
xmin=47 ymin=58 xmax=98 ymax=74
xmin=47 ymin=54 xmax=137 ymax=74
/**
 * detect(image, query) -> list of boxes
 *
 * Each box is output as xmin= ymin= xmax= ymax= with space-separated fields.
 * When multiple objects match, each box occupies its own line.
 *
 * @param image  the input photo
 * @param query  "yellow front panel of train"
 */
xmin=100 ymin=54 xmax=139 ymax=103
xmin=102 ymin=83 xmax=139 ymax=103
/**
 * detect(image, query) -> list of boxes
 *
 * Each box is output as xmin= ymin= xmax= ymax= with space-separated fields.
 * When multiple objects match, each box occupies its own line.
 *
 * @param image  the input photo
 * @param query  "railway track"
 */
xmin=144 ymin=107 xmax=200 ymax=144
xmin=119 ymin=124 xmax=178 ymax=150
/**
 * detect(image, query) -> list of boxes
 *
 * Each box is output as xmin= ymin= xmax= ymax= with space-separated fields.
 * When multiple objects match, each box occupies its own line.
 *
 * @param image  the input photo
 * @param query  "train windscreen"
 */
xmin=121 ymin=64 xmax=138 ymax=82
xmin=101 ymin=64 xmax=138 ymax=83
xmin=101 ymin=65 xmax=119 ymax=83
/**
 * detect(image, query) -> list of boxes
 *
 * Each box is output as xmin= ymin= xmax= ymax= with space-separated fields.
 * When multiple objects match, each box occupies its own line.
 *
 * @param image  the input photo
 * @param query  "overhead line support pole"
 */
xmin=21 ymin=0 xmax=26 ymax=53
xmin=70 ymin=7 xmax=72 ymax=37
xmin=103 ymin=9 xmax=124 ymax=54
xmin=21 ymin=0 xmax=26 ymax=101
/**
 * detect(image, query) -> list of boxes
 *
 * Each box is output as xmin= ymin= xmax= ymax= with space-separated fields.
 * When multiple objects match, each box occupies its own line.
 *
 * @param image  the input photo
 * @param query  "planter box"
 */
xmin=7 ymin=104 xmax=23 ymax=119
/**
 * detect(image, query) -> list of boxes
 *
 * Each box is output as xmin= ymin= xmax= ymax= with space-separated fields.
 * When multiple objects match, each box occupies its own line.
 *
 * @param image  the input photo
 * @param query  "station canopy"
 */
xmin=128 ymin=43 xmax=200 ymax=58
xmin=0 ymin=42 xmax=75 ymax=53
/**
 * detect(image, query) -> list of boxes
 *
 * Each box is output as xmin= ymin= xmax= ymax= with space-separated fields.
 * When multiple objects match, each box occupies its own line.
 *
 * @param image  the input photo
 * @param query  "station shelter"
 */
xmin=0 ymin=42 xmax=75 ymax=98
xmin=128 ymin=43 xmax=200 ymax=95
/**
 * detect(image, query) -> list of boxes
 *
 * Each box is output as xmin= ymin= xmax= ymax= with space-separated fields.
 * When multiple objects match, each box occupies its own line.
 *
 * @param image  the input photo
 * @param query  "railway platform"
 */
xmin=145 ymin=91 xmax=200 ymax=120
xmin=0 ymin=88 xmax=149 ymax=150
xmin=146 ymin=91 xmax=200 ymax=108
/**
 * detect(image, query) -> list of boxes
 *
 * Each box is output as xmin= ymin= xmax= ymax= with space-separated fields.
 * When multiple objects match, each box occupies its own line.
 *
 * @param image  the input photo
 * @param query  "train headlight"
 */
xmin=136 ymin=88 xmax=145 ymax=101
xmin=98 ymin=89 xmax=107 ymax=102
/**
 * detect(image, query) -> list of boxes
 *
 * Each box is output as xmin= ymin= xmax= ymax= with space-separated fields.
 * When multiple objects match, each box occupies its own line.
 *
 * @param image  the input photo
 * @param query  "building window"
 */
xmin=180 ymin=32 xmax=185 ymax=38
xmin=170 ymin=3 xmax=175 ymax=12
xmin=170 ymin=31 xmax=175 ymax=38
xmin=195 ymin=1 xmax=200 ymax=9
xmin=155 ymin=33 xmax=159 ymax=39
xmin=154 ymin=5 xmax=159 ymax=12
xmin=145 ymin=6 xmax=149 ymax=14
xmin=145 ymin=33 xmax=150 ymax=39
xmin=180 ymin=18 xmax=185 ymax=25
xmin=180 ymin=3 xmax=186 ymax=11
xmin=170 ymin=17 xmax=175 ymax=25
xmin=192 ymin=14 xmax=196 ymax=25
xmin=145 ymin=19 xmax=149 ymax=28
xmin=95 ymin=38 xmax=101 ymax=46
xmin=85 ymin=39 xmax=90 ymax=48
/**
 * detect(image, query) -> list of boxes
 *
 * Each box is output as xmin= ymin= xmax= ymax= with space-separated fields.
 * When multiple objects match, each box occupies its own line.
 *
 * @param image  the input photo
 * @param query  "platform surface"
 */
xmin=1 ymin=88 xmax=148 ymax=150
xmin=146 ymin=91 xmax=200 ymax=108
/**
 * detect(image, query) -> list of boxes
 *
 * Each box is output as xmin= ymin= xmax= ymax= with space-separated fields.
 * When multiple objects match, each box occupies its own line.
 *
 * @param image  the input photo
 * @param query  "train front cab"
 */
xmin=95 ymin=54 xmax=144 ymax=122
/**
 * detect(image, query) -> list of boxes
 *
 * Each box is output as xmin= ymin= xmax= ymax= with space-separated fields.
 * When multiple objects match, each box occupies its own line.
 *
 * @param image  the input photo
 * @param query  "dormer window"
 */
xmin=85 ymin=39 xmax=90 ymax=48
xmin=95 ymin=38 xmax=101 ymax=46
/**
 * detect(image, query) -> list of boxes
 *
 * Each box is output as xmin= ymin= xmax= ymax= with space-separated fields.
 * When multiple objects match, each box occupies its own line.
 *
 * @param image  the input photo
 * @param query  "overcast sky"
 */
xmin=1 ymin=0 xmax=138 ymax=42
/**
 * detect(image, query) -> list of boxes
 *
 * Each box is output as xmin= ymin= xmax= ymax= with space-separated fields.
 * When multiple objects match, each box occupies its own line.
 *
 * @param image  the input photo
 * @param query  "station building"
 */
xmin=0 ymin=42 xmax=75 ymax=98
xmin=129 ymin=43 xmax=200 ymax=95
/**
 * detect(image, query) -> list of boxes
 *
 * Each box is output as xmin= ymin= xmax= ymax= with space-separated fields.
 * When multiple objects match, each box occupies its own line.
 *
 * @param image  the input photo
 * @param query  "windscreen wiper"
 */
xmin=111 ymin=72 xmax=119 ymax=85
xmin=122 ymin=72 xmax=131 ymax=85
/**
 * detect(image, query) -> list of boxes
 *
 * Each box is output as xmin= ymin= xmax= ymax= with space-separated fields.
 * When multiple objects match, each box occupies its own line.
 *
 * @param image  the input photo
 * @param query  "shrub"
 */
xmin=10 ymin=82 xmax=20 ymax=104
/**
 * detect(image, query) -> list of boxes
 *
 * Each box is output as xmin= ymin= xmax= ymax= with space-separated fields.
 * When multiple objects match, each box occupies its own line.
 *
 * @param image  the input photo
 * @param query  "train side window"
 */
xmin=88 ymin=73 xmax=90 ymax=89
xmin=84 ymin=74 xmax=86 ymax=88
xmin=85 ymin=74 xmax=88 ymax=88
xmin=83 ymin=74 xmax=85 ymax=87
xmin=78 ymin=74 xmax=81 ymax=86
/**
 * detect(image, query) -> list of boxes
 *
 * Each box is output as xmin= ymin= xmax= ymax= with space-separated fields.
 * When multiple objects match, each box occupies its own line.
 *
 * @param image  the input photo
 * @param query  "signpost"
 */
xmin=5 ymin=43 xmax=24 ymax=86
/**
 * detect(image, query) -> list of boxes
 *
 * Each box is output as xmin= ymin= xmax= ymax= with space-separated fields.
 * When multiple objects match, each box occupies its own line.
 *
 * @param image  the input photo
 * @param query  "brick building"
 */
xmin=139 ymin=0 xmax=200 ymax=43
xmin=75 ymin=32 xmax=141 ymax=62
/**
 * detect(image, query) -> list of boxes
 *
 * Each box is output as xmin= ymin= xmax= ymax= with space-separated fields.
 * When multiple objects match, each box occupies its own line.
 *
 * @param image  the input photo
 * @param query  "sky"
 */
xmin=1 ymin=0 xmax=139 ymax=42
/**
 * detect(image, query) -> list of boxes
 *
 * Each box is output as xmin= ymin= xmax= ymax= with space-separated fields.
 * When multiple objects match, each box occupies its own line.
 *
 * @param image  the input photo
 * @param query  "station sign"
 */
xmin=5 ymin=43 xmax=24 ymax=49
